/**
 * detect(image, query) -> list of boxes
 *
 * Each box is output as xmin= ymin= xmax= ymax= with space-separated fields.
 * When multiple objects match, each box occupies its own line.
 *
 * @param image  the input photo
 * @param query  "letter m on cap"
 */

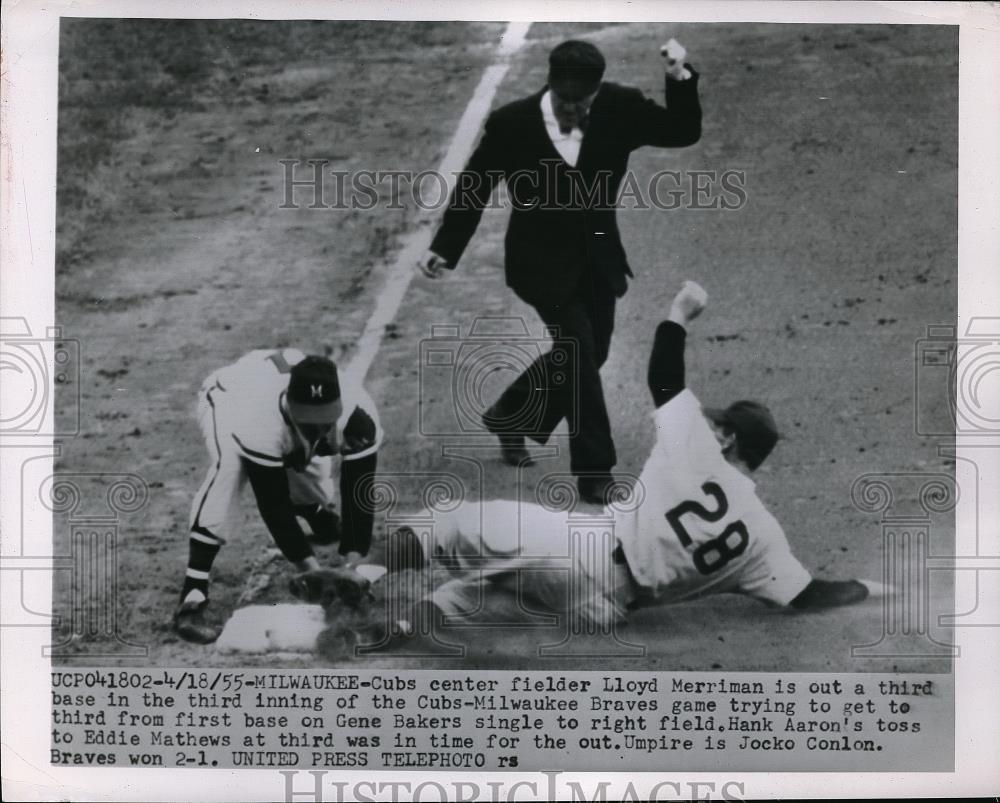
xmin=311 ymin=384 xmax=323 ymax=399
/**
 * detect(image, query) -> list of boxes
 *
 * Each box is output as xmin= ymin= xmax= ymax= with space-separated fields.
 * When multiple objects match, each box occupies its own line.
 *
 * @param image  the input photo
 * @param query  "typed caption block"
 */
xmin=50 ymin=670 xmax=952 ymax=771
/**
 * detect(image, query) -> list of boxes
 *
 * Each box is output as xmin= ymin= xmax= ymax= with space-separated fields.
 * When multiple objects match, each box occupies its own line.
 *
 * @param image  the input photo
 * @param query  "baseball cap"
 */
xmin=548 ymin=40 xmax=605 ymax=99
xmin=703 ymin=400 xmax=779 ymax=470
xmin=286 ymin=355 xmax=341 ymax=424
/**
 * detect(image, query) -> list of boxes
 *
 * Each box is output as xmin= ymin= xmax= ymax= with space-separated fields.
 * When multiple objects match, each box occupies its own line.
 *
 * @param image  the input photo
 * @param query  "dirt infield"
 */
xmin=54 ymin=21 xmax=956 ymax=671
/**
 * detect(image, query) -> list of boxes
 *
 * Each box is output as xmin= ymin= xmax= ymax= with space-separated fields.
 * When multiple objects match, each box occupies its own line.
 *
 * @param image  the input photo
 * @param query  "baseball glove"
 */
xmin=289 ymin=567 xmax=373 ymax=610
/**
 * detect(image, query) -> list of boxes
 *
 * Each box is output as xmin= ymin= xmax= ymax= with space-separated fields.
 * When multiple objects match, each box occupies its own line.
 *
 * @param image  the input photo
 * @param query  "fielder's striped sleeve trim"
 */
xmin=342 ymin=441 xmax=380 ymax=461
xmin=232 ymin=434 xmax=284 ymax=467
xmin=185 ymin=568 xmax=211 ymax=580
xmin=340 ymin=406 xmax=381 ymax=461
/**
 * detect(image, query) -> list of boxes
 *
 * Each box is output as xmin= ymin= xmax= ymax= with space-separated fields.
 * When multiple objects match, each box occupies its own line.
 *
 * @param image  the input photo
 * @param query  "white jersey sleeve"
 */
xmin=735 ymin=506 xmax=813 ymax=605
xmin=651 ymin=389 xmax=723 ymax=479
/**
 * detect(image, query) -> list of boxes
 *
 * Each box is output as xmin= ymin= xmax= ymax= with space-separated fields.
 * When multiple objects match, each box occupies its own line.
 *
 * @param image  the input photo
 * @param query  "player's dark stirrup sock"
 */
xmin=180 ymin=528 xmax=222 ymax=604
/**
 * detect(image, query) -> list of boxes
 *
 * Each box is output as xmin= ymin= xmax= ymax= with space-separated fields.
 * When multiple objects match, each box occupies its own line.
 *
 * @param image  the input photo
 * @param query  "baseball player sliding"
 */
xmin=174 ymin=349 xmax=381 ymax=644
xmin=293 ymin=282 xmax=881 ymax=644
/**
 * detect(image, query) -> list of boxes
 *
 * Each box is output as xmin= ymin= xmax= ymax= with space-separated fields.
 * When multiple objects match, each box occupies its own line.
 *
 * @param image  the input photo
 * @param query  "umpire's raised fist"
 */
xmin=669 ymin=280 xmax=708 ymax=325
xmin=660 ymin=38 xmax=693 ymax=81
xmin=417 ymin=250 xmax=449 ymax=279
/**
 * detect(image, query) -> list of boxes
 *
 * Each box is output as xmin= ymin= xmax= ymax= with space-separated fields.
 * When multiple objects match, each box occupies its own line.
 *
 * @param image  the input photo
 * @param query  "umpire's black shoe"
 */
xmin=173 ymin=599 xmax=221 ymax=645
xmin=481 ymin=405 xmax=534 ymax=466
xmin=578 ymin=474 xmax=622 ymax=506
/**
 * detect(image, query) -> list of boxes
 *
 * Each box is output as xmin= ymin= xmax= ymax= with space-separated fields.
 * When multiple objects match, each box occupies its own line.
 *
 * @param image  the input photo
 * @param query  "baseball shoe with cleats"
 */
xmin=482 ymin=404 xmax=535 ymax=466
xmin=289 ymin=566 xmax=373 ymax=610
xmin=172 ymin=599 xmax=221 ymax=645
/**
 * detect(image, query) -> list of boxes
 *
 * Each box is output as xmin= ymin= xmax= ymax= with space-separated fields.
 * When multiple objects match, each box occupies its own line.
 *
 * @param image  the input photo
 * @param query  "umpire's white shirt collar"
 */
xmin=541 ymin=90 xmax=583 ymax=167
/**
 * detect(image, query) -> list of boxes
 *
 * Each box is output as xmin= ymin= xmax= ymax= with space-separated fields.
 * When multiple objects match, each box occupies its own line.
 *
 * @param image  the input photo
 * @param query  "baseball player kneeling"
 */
xmin=294 ymin=282 xmax=878 ymax=644
xmin=174 ymin=348 xmax=381 ymax=644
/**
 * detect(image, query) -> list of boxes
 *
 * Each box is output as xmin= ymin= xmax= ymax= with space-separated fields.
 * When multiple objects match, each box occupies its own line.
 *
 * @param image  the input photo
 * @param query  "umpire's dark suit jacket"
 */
xmin=430 ymin=73 xmax=702 ymax=306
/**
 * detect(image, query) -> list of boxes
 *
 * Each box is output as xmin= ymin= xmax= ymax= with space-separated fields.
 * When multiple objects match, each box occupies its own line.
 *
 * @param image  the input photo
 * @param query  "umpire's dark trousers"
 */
xmin=496 ymin=272 xmax=617 ymax=475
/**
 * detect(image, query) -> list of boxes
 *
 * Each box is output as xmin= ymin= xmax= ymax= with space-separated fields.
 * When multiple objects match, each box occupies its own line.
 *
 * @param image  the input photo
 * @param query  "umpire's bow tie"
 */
xmin=559 ymin=115 xmax=589 ymax=135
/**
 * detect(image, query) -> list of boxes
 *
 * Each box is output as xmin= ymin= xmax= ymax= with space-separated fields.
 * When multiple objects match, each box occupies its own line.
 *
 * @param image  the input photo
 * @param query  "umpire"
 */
xmin=418 ymin=39 xmax=702 ymax=504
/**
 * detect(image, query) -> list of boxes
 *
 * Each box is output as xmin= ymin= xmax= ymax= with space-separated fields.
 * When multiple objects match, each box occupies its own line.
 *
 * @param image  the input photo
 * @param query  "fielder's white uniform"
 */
xmin=190 ymin=348 xmax=381 ymax=542
xmin=422 ymin=389 xmax=811 ymax=625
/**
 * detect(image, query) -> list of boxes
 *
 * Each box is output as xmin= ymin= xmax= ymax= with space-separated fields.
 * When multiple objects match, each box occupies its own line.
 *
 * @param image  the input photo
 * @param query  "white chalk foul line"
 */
xmin=342 ymin=20 xmax=531 ymax=385
xmin=229 ymin=23 xmax=531 ymax=625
